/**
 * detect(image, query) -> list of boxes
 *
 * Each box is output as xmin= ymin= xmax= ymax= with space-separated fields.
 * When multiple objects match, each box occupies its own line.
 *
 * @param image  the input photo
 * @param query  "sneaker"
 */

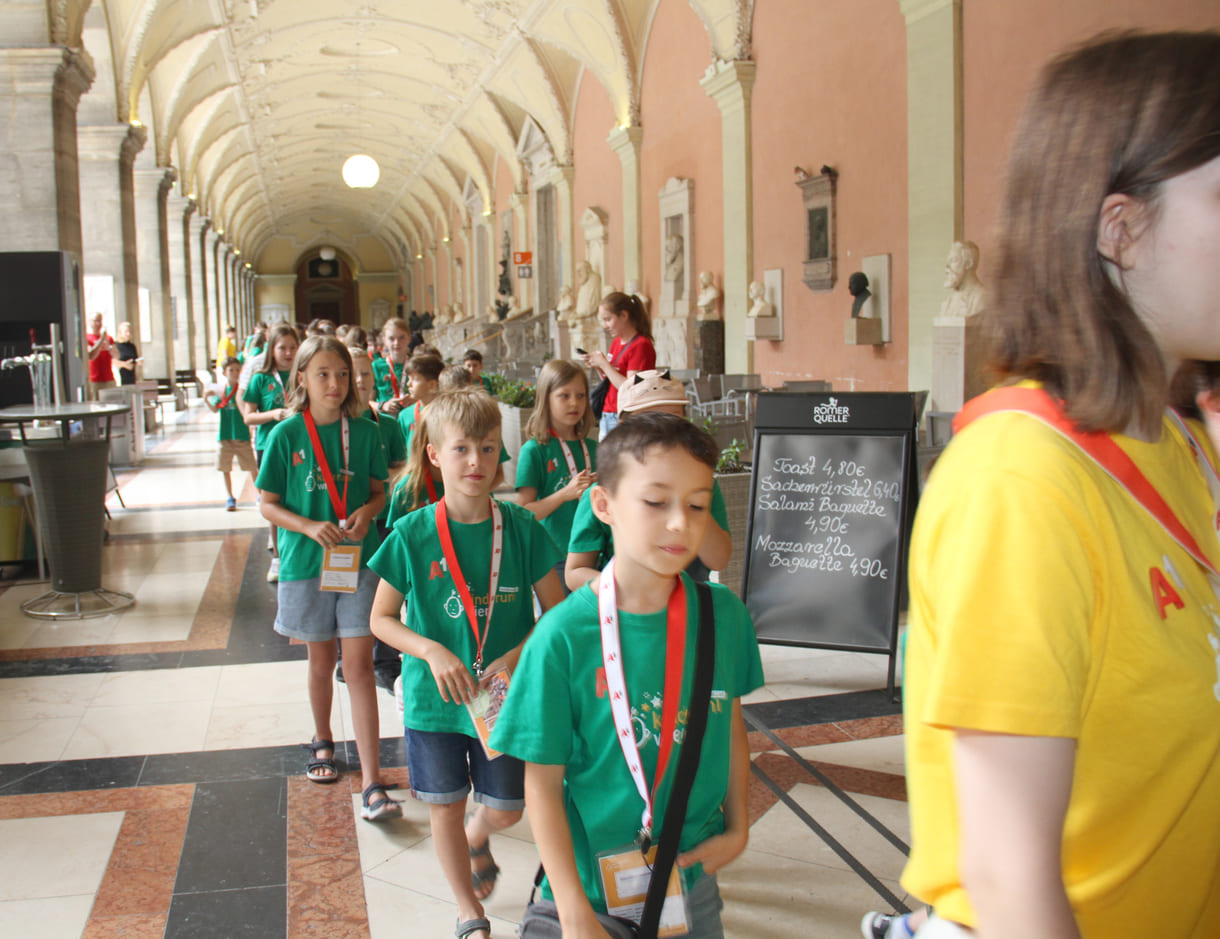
xmin=267 ymin=557 xmax=280 ymax=583
xmin=225 ymin=496 xmax=237 ymax=511
xmin=861 ymin=912 xmax=914 ymax=939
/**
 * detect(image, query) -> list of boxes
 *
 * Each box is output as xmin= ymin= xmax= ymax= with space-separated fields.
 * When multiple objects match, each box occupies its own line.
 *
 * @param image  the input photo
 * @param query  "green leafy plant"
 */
xmin=486 ymin=373 xmax=536 ymax=409
xmin=717 ymin=438 xmax=747 ymax=474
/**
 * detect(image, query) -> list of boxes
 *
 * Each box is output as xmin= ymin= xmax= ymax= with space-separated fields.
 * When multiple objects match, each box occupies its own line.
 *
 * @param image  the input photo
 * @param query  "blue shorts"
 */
xmin=598 ymin=411 xmax=620 ymax=440
xmin=273 ymin=567 xmax=378 ymax=642
xmin=404 ymin=727 xmax=525 ymax=811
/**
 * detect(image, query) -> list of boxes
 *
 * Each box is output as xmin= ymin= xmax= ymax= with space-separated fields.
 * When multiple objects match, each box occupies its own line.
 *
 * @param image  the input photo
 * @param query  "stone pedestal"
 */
xmin=844 ymin=317 xmax=883 ymax=346
xmin=931 ymin=318 xmax=986 ymax=411
xmin=553 ymin=319 xmax=572 ymax=361
xmin=745 ymin=316 xmax=780 ymax=341
xmin=695 ymin=320 xmax=724 ymax=376
xmin=654 ymin=315 xmax=694 ymax=371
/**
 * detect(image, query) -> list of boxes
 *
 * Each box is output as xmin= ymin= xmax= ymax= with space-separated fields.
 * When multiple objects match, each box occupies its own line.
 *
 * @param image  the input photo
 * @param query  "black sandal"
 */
xmin=361 ymin=782 xmax=403 ymax=822
xmin=304 ymin=738 xmax=339 ymax=784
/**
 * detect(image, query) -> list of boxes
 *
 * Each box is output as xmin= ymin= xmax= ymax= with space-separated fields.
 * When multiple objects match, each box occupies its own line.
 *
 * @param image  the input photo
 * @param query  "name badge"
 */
xmin=320 ymin=544 xmax=361 ymax=593
xmin=597 ymin=845 xmax=689 ymax=937
xmin=466 ymin=667 xmax=511 ymax=760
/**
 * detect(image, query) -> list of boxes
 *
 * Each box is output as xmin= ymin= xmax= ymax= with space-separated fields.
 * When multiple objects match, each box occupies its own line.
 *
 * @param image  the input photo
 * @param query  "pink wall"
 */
xmin=639 ymin=0 xmax=722 ymax=306
xmin=750 ymin=0 xmax=908 ymax=390
xmin=571 ymin=72 xmax=623 ymax=287
xmin=963 ymin=0 xmax=1220 ymax=280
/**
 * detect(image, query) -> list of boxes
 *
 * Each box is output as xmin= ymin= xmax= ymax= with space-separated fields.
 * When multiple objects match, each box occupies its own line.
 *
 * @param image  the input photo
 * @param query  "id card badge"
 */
xmin=465 ymin=667 xmax=511 ymax=760
xmin=320 ymin=543 xmax=361 ymax=593
xmin=596 ymin=844 xmax=689 ymax=938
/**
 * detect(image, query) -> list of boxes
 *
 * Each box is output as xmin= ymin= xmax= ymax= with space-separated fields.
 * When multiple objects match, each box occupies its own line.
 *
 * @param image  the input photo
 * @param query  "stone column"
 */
xmin=210 ymin=233 xmax=225 ymax=359
xmin=510 ymin=190 xmax=530 ymax=309
xmin=78 ymin=124 xmax=139 ymax=324
xmin=700 ymin=60 xmax=756 ymax=375
xmin=0 ymin=47 xmax=95 ymax=254
xmin=607 ymin=125 xmax=644 ymax=286
xmin=168 ymin=195 xmax=194 ymax=370
xmin=191 ymin=215 xmax=210 ymax=372
xmin=132 ymin=161 xmax=173 ymax=379
xmin=901 ymin=0 xmax=963 ymax=404
xmin=548 ymin=164 xmax=576 ymax=287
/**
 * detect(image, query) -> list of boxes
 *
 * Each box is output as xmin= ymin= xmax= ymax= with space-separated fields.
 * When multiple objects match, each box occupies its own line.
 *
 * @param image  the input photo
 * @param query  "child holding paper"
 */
xmin=255 ymin=335 xmax=401 ymax=822
xmin=369 ymin=388 xmax=564 ymax=939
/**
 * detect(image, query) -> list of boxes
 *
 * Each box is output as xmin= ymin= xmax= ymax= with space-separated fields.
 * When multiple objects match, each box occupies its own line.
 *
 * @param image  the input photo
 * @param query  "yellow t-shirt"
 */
xmin=216 ymin=336 xmax=237 ymax=370
xmin=902 ymin=395 xmax=1220 ymax=936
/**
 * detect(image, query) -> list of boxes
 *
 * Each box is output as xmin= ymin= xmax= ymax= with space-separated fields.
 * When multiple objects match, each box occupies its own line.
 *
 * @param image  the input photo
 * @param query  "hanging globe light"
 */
xmin=342 ymin=154 xmax=379 ymax=189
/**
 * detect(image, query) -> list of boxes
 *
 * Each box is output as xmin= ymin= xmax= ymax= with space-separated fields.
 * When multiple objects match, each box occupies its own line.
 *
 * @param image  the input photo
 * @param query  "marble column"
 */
xmin=77 ymin=124 xmax=137 ymax=323
xmin=700 ymin=60 xmax=756 ymax=375
xmin=168 ymin=195 xmax=194 ymax=370
xmin=0 ymin=47 xmax=95 ymax=254
xmin=607 ymin=125 xmax=644 ymax=286
xmin=548 ymin=164 xmax=576 ymax=289
xmin=901 ymin=0 xmax=963 ymax=404
xmin=510 ymin=190 xmax=530 ymax=310
xmin=133 ymin=162 xmax=174 ymax=379
xmin=191 ymin=215 xmax=210 ymax=372
xmin=209 ymin=232 xmax=225 ymax=360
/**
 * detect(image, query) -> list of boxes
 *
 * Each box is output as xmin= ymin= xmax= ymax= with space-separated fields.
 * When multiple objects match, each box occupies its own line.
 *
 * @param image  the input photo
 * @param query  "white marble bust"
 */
xmin=556 ymin=284 xmax=575 ymax=324
xmin=938 ymin=240 xmax=985 ymax=323
xmin=663 ymin=234 xmax=684 ymax=283
xmin=696 ymin=271 xmax=721 ymax=321
xmin=575 ymin=261 xmax=602 ymax=319
xmin=747 ymin=280 xmax=773 ymax=318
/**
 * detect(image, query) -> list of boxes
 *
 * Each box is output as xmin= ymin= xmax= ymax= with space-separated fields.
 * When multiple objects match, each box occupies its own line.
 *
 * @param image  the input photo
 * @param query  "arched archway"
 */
xmin=294 ymin=252 xmax=357 ymax=325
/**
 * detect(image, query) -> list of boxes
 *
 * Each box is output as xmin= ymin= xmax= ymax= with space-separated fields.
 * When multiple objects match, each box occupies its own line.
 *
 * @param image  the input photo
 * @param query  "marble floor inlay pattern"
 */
xmin=0 ymin=402 xmax=915 ymax=937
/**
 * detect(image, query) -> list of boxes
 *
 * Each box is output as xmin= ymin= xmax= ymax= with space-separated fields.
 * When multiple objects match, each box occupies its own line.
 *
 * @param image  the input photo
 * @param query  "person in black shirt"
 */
xmin=114 ymin=321 xmax=141 ymax=385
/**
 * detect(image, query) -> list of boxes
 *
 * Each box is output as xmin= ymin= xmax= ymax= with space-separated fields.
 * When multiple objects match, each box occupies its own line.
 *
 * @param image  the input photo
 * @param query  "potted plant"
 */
xmin=713 ymin=437 xmax=751 ymax=598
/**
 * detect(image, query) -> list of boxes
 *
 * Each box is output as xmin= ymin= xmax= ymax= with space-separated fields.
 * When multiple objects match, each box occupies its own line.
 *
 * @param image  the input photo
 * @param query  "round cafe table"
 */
xmin=0 ymin=402 xmax=135 ymax=619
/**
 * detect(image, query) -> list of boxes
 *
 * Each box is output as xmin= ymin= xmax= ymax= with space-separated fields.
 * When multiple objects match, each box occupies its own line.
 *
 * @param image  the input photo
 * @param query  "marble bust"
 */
xmin=556 ymin=284 xmax=575 ymax=324
xmin=574 ymin=260 xmax=602 ymax=319
xmin=939 ymin=240 xmax=985 ymax=322
xmin=696 ymin=271 xmax=721 ymax=320
xmin=663 ymin=234 xmax=684 ymax=283
xmin=746 ymin=281 xmax=773 ymax=318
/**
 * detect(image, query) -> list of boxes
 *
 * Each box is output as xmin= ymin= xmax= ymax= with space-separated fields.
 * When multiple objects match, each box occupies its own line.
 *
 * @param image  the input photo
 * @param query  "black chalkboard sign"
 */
xmin=742 ymin=392 xmax=921 ymax=697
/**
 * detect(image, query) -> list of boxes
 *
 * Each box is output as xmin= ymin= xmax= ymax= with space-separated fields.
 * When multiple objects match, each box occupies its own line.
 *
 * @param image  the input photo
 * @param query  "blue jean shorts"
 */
xmin=404 ymin=727 xmax=525 ymax=811
xmin=273 ymin=567 xmax=378 ymax=642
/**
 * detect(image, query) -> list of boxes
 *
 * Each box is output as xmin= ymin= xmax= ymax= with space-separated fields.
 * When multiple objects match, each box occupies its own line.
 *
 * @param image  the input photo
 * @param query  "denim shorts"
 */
xmin=599 ymin=411 xmax=620 ymax=440
xmin=404 ymin=727 xmax=525 ymax=811
xmin=273 ymin=567 xmax=378 ymax=642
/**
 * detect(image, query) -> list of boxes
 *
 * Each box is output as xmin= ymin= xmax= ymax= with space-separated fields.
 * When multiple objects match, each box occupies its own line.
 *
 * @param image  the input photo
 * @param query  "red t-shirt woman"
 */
xmin=581 ymin=292 xmax=655 ymax=438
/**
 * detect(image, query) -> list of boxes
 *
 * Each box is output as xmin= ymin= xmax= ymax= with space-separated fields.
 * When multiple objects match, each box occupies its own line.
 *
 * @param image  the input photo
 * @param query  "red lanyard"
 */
xmin=387 ymin=360 xmax=407 ymax=397
xmin=303 ymin=411 xmax=351 ymax=525
xmin=219 ymin=385 xmax=237 ymax=409
xmin=423 ymin=470 xmax=439 ymax=505
xmin=435 ymin=497 xmax=504 ymax=675
xmin=598 ymin=558 xmax=688 ymax=841
xmin=551 ymin=430 xmax=590 ymax=478
xmin=955 ymin=386 xmax=1220 ymax=575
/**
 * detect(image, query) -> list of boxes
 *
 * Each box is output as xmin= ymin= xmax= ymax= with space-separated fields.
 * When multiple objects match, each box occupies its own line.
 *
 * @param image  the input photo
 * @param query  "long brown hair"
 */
xmin=526 ymin=359 xmax=594 ymax=443
xmin=287 ymin=336 xmax=365 ymax=419
xmin=600 ymin=292 xmax=652 ymax=342
xmin=985 ymin=30 xmax=1220 ymax=434
xmin=260 ymin=324 xmax=298 ymax=375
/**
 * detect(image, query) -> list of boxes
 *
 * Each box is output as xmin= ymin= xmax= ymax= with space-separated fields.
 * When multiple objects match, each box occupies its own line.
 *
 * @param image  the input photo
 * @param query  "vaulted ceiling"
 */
xmin=67 ymin=0 xmax=751 ymax=272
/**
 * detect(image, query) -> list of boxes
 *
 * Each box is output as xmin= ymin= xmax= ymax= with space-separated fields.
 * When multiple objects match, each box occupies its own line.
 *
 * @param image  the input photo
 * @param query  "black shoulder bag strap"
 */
xmin=636 ymin=580 xmax=716 ymax=939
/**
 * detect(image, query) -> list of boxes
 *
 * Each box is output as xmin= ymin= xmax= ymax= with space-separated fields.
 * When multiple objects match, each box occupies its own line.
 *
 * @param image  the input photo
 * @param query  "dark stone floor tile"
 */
xmin=165 ymin=885 xmax=286 ymax=939
xmin=0 ymin=653 xmax=183 ymax=679
xmin=0 ymin=756 xmax=146 ymax=795
xmin=745 ymin=688 xmax=902 ymax=729
xmin=138 ymin=745 xmax=311 ymax=788
xmin=173 ymin=777 xmax=286 ymax=894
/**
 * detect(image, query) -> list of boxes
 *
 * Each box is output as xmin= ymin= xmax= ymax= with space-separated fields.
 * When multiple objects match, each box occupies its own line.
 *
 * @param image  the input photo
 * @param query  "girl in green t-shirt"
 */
xmin=516 ymin=359 xmax=597 ymax=591
xmin=241 ymin=323 xmax=298 ymax=582
xmin=256 ymin=336 xmax=400 ymax=823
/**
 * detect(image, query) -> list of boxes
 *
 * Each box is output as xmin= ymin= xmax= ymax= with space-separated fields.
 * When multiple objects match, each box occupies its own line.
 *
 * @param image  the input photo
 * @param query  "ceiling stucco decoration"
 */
xmin=79 ymin=0 xmax=744 ymax=272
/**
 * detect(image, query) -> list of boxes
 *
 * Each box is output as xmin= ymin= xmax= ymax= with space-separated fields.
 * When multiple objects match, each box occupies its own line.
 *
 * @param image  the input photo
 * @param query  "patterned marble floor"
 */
xmin=0 ymin=401 xmax=913 ymax=938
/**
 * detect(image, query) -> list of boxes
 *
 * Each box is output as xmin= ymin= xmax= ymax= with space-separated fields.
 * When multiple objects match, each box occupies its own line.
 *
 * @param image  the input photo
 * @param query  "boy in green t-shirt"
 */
xmin=206 ymin=357 xmax=257 ymax=511
xmin=369 ymin=389 xmax=565 ymax=939
xmin=490 ymin=413 xmax=764 ymax=937
xmin=463 ymin=348 xmax=495 ymax=396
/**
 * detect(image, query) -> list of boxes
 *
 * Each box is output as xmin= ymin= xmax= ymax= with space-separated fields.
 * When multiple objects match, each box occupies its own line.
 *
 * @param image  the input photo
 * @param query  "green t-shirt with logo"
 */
xmin=243 ymin=370 xmax=290 ymax=451
xmin=362 ymin=408 xmax=406 ymax=522
xmin=254 ymin=413 xmax=389 ymax=582
xmin=567 ymin=480 xmax=730 ymax=570
xmin=489 ymin=575 xmax=764 ymax=909
xmin=515 ymin=436 xmax=597 ymax=553
xmin=385 ymin=472 xmax=443 ymax=529
xmin=367 ymin=499 xmax=562 ymax=735
xmin=211 ymin=386 xmax=250 ymax=442
xmin=373 ymin=356 xmax=409 ymax=403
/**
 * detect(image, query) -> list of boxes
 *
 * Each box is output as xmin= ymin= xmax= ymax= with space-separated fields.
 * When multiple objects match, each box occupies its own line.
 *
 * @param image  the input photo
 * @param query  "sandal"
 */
xmin=361 ymin=782 xmax=403 ymax=822
xmin=455 ymin=916 xmax=491 ymax=939
xmin=304 ymin=738 xmax=339 ymax=784
xmin=468 ymin=836 xmax=501 ymax=900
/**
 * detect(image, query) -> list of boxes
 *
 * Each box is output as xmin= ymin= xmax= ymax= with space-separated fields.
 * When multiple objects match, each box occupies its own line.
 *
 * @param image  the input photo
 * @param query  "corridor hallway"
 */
xmin=0 ymin=401 xmax=912 ymax=938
